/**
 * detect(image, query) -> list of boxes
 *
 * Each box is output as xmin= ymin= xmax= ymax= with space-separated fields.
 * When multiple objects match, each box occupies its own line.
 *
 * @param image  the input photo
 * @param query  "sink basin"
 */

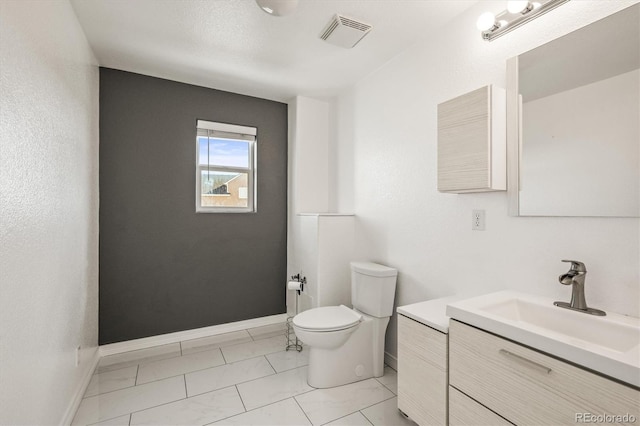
xmin=483 ymin=297 xmax=639 ymax=352
xmin=446 ymin=291 xmax=640 ymax=387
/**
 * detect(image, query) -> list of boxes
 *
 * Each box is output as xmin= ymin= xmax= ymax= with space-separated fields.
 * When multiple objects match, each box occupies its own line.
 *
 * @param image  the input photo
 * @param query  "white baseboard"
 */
xmin=99 ymin=313 xmax=288 ymax=357
xmin=384 ymin=351 xmax=398 ymax=371
xmin=60 ymin=347 xmax=99 ymax=426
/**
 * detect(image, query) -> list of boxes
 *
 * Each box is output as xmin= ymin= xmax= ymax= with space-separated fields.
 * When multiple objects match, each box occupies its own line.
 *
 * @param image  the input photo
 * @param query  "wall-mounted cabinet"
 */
xmin=437 ymin=85 xmax=506 ymax=193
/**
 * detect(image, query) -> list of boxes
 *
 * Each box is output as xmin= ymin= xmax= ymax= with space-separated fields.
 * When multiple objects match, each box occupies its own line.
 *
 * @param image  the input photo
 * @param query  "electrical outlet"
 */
xmin=75 ymin=346 xmax=81 ymax=367
xmin=472 ymin=210 xmax=486 ymax=231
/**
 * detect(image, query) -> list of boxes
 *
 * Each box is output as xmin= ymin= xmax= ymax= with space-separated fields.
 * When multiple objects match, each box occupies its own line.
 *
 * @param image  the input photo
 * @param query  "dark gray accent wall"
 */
xmin=99 ymin=68 xmax=287 ymax=344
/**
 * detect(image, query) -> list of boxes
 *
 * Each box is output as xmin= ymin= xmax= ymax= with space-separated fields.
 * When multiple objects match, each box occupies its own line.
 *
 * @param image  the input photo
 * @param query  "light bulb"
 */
xmin=507 ymin=0 xmax=531 ymax=14
xmin=255 ymin=0 xmax=298 ymax=17
xmin=476 ymin=12 xmax=497 ymax=32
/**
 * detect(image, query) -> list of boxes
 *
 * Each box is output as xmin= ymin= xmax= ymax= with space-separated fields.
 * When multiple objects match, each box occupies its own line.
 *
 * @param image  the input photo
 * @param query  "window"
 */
xmin=196 ymin=120 xmax=256 ymax=213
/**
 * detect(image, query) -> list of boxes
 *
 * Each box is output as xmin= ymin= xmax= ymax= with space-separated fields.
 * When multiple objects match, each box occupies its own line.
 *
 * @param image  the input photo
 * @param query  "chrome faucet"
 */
xmin=554 ymin=260 xmax=606 ymax=316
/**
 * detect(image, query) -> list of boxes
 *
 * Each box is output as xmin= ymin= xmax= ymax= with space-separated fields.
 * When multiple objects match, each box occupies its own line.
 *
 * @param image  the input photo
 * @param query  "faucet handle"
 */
xmin=561 ymin=260 xmax=587 ymax=273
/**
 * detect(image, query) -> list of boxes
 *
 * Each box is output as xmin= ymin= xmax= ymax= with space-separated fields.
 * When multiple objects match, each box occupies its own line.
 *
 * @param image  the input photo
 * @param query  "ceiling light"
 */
xmin=255 ymin=0 xmax=298 ymax=17
xmin=478 ymin=0 xmax=570 ymax=41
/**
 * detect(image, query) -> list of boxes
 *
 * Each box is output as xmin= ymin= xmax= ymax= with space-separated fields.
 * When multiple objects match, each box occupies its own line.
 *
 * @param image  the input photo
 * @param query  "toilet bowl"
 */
xmin=292 ymin=261 xmax=397 ymax=388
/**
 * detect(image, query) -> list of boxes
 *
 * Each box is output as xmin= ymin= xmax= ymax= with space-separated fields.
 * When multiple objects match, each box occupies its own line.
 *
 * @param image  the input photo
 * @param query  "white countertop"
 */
xmin=397 ymin=295 xmax=463 ymax=333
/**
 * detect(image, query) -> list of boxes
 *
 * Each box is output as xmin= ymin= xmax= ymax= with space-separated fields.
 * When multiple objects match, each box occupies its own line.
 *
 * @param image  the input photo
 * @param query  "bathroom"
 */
xmin=0 ymin=0 xmax=638 ymax=425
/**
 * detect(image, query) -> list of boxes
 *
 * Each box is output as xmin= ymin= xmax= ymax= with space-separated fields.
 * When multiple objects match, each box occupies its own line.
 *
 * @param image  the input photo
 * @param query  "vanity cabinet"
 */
xmin=449 ymin=386 xmax=512 ymax=426
xmin=437 ymin=85 xmax=506 ymax=193
xmin=397 ymin=314 xmax=448 ymax=425
xmin=449 ymin=320 xmax=640 ymax=425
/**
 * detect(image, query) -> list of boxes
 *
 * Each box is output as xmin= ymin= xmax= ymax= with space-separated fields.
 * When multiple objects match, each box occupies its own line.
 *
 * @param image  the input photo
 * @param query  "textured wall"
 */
xmin=99 ymin=69 xmax=288 ymax=344
xmin=0 ymin=1 xmax=99 ymax=424
xmin=332 ymin=0 xmax=640 ymax=359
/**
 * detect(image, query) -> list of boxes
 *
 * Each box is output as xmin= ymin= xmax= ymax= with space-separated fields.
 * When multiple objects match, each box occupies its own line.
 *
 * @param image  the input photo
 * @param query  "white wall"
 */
xmin=287 ymin=96 xmax=355 ymax=313
xmin=289 ymin=96 xmax=330 ymax=214
xmin=316 ymin=215 xmax=355 ymax=307
xmin=332 ymin=0 xmax=640 ymax=359
xmin=290 ymin=214 xmax=321 ymax=312
xmin=0 ymin=1 xmax=99 ymax=424
xmin=287 ymin=96 xmax=330 ymax=312
xmin=288 ymin=214 xmax=355 ymax=313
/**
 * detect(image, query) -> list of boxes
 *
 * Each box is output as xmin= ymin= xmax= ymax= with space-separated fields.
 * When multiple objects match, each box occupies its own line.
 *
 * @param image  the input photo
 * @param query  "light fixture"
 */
xmin=255 ymin=0 xmax=298 ymax=17
xmin=478 ymin=0 xmax=570 ymax=41
xmin=476 ymin=12 xmax=498 ymax=32
xmin=507 ymin=0 xmax=533 ymax=14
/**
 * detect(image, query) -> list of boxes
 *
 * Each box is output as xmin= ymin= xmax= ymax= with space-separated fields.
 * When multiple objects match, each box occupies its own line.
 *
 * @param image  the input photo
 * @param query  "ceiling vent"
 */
xmin=320 ymin=14 xmax=372 ymax=48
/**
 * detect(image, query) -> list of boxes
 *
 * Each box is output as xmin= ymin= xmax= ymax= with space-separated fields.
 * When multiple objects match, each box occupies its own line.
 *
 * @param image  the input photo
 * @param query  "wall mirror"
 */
xmin=507 ymin=4 xmax=639 ymax=217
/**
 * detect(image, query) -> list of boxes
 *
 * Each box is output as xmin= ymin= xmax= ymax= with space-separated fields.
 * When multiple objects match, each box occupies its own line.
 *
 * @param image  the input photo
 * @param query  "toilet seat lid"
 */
xmin=293 ymin=305 xmax=362 ymax=331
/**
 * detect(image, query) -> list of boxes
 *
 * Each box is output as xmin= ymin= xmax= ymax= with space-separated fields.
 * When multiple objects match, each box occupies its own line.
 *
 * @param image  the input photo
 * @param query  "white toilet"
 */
xmin=292 ymin=261 xmax=397 ymax=388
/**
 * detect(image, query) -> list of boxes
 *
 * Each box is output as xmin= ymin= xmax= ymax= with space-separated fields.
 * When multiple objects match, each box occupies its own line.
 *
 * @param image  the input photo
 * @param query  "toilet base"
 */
xmin=306 ymin=314 xmax=389 ymax=388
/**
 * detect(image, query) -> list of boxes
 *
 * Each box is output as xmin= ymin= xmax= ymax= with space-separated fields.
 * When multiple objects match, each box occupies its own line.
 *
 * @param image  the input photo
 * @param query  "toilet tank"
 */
xmin=350 ymin=261 xmax=398 ymax=318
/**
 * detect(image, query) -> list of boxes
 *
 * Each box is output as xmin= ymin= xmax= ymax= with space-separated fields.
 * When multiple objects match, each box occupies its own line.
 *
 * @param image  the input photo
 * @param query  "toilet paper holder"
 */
xmin=289 ymin=273 xmax=306 ymax=294
xmin=286 ymin=274 xmax=306 ymax=352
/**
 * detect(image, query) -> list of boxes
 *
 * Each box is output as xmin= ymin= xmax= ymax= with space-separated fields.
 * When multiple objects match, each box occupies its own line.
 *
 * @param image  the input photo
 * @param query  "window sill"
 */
xmin=196 ymin=207 xmax=255 ymax=214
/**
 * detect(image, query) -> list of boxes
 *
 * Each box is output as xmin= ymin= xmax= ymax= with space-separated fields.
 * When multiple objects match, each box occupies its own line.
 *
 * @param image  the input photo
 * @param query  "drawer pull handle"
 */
xmin=499 ymin=349 xmax=552 ymax=374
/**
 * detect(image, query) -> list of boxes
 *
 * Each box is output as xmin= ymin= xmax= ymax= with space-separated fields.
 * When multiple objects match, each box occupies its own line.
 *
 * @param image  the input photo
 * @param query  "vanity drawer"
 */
xmin=449 ymin=320 xmax=640 ymax=425
xmin=449 ymin=386 xmax=513 ymax=426
xmin=398 ymin=314 xmax=448 ymax=425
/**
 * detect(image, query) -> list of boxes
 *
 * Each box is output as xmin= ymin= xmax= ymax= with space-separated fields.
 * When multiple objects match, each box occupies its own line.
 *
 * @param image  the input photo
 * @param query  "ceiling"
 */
xmin=70 ymin=0 xmax=476 ymax=102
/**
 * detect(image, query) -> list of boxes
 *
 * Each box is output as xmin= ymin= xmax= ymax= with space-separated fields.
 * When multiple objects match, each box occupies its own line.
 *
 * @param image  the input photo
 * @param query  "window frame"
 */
xmin=195 ymin=120 xmax=257 ymax=214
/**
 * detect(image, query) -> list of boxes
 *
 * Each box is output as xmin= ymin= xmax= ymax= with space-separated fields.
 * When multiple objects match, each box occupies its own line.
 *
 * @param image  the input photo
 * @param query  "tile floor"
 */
xmin=73 ymin=323 xmax=415 ymax=426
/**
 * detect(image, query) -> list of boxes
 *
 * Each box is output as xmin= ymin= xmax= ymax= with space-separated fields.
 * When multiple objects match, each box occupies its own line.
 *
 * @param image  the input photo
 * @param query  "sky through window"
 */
xmin=198 ymin=137 xmax=249 ymax=168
